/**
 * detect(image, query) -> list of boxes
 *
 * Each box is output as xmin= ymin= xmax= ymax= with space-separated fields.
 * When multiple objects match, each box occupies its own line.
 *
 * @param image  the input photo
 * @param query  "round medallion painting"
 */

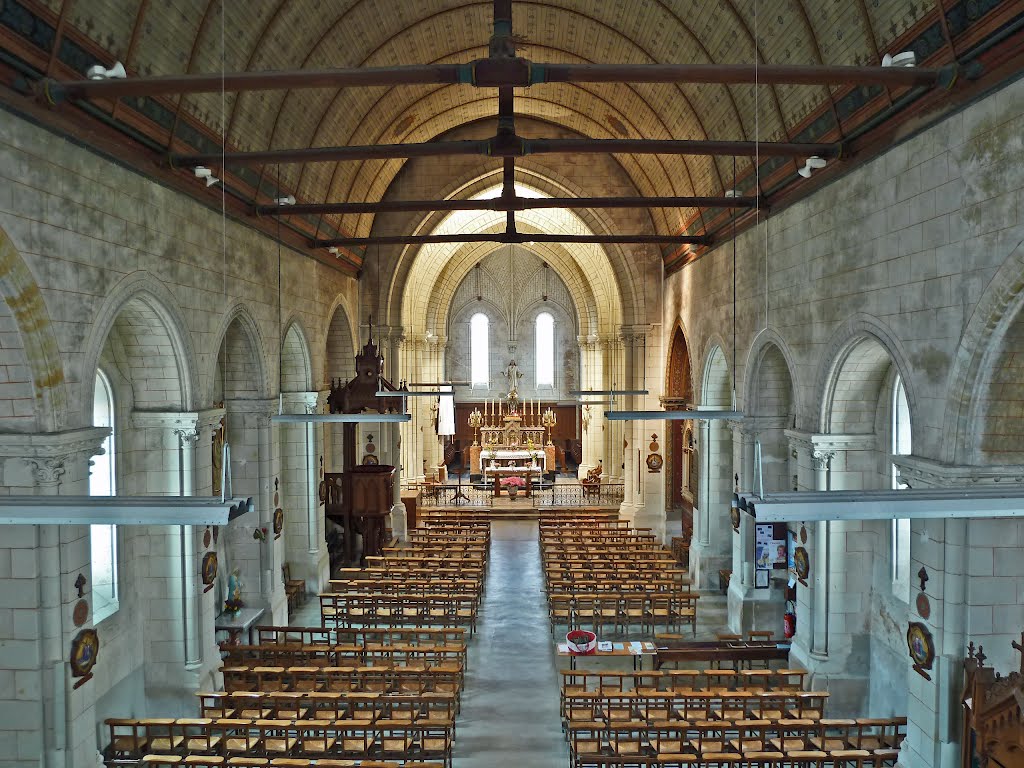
xmin=70 ymin=629 xmax=99 ymax=688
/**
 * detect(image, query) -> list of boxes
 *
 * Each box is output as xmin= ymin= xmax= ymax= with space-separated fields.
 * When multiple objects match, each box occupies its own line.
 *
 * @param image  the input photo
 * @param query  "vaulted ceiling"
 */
xmin=1 ymin=0 xmax=1020 ymax=271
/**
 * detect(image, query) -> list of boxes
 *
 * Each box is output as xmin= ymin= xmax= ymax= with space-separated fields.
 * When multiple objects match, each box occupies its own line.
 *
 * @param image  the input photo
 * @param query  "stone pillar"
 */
xmin=280 ymin=392 xmax=327 ymax=590
xmin=386 ymin=329 xmax=407 ymax=539
xmin=577 ymin=335 xmax=604 ymax=478
xmin=0 ymin=428 xmax=107 ymax=766
xmin=173 ymin=424 xmax=202 ymax=671
xmin=131 ymin=411 xmax=205 ymax=690
xmin=809 ymin=450 xmax=833 ymax=659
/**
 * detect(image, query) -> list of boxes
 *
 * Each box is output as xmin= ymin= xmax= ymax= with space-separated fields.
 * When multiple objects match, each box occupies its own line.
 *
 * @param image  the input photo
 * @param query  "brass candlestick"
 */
xmin=468 ymin=407 xmax=483 ymax=445
xmin=541 ymin=407 xmax=557 ymax=445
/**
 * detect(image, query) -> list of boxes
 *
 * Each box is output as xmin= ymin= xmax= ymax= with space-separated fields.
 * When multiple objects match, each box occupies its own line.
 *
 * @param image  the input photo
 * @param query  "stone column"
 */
xmin=280 ymin=392 xmax=326 ymax=590
xmin=577 ymin=335 xmax=604 ymax=478
xmin=173 ymin=424 xmax=202 ymax=671
xmin=386 ymin=329 xmax=407 ymax=539
xmin=810 ymin=449 xmax=834 ymax=659
xmin=0 ymin=428 xmax=107 ymax=766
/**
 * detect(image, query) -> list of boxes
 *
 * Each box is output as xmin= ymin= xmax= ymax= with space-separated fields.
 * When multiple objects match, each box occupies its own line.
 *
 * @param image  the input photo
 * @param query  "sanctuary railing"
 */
xmin=534 ymin=482 xmax=625 ymax=508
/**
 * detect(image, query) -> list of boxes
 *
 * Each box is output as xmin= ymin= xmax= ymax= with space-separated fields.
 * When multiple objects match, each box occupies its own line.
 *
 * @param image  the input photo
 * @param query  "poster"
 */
xmin=755 ymin=569 xmax=770 ymax=589
xmin=755 ymin=523 xmax=788 ymax=570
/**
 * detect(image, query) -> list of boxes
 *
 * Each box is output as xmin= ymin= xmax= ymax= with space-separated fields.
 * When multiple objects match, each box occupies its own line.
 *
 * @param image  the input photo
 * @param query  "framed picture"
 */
xmin=755 ymin=568 xmax=770 ymax=589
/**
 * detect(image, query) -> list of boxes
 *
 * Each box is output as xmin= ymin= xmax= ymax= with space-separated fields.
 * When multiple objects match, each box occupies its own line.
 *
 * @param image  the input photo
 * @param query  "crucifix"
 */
xmin=1013 ymin=632 xmax=1024 ymax=675
xmin=917 ymin=567 xmax=929 ymax=592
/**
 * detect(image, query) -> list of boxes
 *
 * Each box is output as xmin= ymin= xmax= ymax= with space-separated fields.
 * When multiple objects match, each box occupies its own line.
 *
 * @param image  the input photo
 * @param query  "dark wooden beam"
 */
xmin=314 ymin=232 xmax=711 ymax=248
xmin=39 ymin=61 xmax=962 ymax=102
xmin=171 ymin=137 xmax=841 ymax=167
xmin=255 ymin=195 xmax=759 ymax=217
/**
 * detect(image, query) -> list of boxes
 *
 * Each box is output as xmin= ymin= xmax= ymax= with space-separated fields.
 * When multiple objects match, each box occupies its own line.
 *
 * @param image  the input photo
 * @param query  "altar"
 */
xmin=466 ymin=360 xmax=558 ymax=477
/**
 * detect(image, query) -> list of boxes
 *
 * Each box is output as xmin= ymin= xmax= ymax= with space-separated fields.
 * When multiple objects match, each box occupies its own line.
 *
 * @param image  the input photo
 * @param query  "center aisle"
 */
xmin=453 ymin=519 xmax=567 ymax=767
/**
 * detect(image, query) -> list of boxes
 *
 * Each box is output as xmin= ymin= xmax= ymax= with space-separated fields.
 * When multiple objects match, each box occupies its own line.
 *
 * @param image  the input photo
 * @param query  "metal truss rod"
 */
xmin=255 ymin=195 xmax=759 ymax=217
xmin=313 ymin=232 xmax=710 ymax=248
xmin=40 ymin=61 xmax=960 ymax=103
xmin=172 ymin=137 xmax=839 ymax=168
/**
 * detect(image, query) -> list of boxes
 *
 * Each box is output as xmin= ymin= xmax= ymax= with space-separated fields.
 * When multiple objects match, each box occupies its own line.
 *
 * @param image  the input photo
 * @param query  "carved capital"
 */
xmin=174 ymin=427 xmax=200 ymax=446
xmin=811 ymin=450 xmax=835 ymax=471
xmin=27 ymin=457 xmax=66 ymax=487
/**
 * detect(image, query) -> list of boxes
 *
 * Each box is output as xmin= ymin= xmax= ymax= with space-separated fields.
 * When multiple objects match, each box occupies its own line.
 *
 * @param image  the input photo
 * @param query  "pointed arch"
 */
xmin=281 ymin=316 xmax=313 ymax=392
xmin=80 ymin=271 xmax=197 ymax=417
xmin=0 ymin=224 xmax=67 ymax=431
xmin=209 ymin=302 xmax=271 ymax=402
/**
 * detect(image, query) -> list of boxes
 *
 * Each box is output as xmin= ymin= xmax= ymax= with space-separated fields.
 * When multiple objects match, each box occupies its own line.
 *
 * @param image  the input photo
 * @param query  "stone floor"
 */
xmin=291 ymin=520 xmax=728 ymax=767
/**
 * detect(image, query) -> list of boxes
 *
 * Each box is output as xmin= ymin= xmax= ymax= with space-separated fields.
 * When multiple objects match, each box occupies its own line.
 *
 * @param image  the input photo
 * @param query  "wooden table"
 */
xmin=215 ymin=607 xmax=266 ymax=646
xmin=487 ymin=467 xmax=538 ymax=497
xmin=557 ymin=640 xmax=658 ymax=670
xmin=653 ymin=639 xmax=790 ymax=669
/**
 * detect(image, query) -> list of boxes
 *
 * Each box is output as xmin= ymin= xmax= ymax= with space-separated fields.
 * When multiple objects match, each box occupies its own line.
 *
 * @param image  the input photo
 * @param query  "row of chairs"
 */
xmin=560 ymin=669 xmax=809 ymax=698
xmin=567 ymin=718 xmax=904 ymax=768
xmin=139 ymin=758 xmax=443 ymax=767
xmin=254 ymin=626 xmax=466 ymax=651
xmin=222 ymin=644 xmax=464 ymax=673
xmin=197 ymin=692 xmax=456 ymax=725
xmin=320 ymin=594 xmax=479 ymax=633
xmin=328 ymin=579 xmax=482 ymax=596
xmin=106 ymin=718 xmax=453 ymax=767
xmin=563 ymin=691 xmax=830 ymax=725
xmin=549 ymin=592 xmax=698 ymax=636
xmin=221 ymin=666 xmax=461 ymax=699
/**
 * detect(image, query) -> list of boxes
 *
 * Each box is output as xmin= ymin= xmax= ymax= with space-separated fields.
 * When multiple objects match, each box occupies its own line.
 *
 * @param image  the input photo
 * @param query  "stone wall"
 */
xmin=0 ymin=108 xmax=358 ymax=767
xmin=666 ymin=74 xmax=1024 ymax=768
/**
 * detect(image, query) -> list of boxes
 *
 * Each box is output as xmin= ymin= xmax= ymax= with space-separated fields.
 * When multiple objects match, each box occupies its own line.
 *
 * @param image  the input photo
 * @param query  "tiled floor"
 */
xmin=289 ymin=520 xmax=728 ymax=767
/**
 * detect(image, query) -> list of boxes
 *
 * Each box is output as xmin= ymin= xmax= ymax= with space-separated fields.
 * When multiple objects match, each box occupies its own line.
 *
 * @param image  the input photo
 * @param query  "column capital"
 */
xmin=26 ymin=457 xmax=67 ymax=487
xmin=281 ymin=391 xmax=320 ymax=413
xmin=784 ymin=429 xmax=876 ymax=456
xmin=131 ymin=410 xmax=200 ymax=432
xmin=810 ymin=450 xmax=835 ymax=471
xmin=894 ymin=455 xmax=1024 ymax=489
xmin=197 ymin=407 xmax=226 ymax=432
xmin=0 ymin=428 xmax=109 ymax=490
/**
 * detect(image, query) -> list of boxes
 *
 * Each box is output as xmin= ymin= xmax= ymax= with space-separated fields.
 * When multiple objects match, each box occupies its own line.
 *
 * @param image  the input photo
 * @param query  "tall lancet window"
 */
xmin=536 ymin=312 xmax=555 ymax=387
xmin=891 ymin=374 xmax=911 ymax=601
xmin=90 ymin=369 xmax=119 ymax=622
xmin=470 ymin=313 xmax=489 ymax=386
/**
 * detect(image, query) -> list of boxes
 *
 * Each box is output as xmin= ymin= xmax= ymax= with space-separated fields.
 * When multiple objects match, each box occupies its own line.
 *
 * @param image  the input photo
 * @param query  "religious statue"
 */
xmin=501 ymin=359 xmax=523 ymax=407
xmin=224 ymin=568 xmax=243 ymax=613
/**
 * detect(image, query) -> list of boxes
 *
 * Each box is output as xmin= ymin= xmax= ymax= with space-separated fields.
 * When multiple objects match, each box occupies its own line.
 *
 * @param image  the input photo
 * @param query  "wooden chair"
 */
xmin=282 ymin=564 xmax=306 ymax=610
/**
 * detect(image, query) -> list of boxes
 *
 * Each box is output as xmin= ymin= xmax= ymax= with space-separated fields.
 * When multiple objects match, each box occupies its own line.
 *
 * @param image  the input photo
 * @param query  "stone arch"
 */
xmin=324 ymin=300 xmax=357 ymax=387
xmin=815 ymin=315 xmax=917 ymax=439
xmin=743 ymin=330 xmax=798 ymax=421
xmin=210 ymin=303 xmax=271 ymax=402
xmin=281 ymin=317 xmax=312 ymax=393
xmin=81 ymin=271 xmax=198 ymax=417
xmin=700 ymin=340 xmax=734 ymax=407
xmin=942 ymin=238 xmax=1024 ymax=464
xmin=744 ymin=332 xmax=798 ymax=494
xmin=0 ymin=224 xmax=67 ymax=431
xmin=665 ymin=322 xmax=694 ymax=403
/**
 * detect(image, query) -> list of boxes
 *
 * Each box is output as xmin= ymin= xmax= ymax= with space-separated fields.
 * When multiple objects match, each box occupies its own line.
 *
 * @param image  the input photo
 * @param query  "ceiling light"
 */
xmin=797 ymin=156 xmax=826 ymax=179
xmin=275 ymin=195 xmax=296 ymax=205
xmin=85 ymin=61 xmax=126 ymax=80
xmin=724 ymin=189 xmax=739 ymax=198
xmin=882 ymin=51 xmax=917 ymax=68
xmin=194 ymin=166 xmax=219 ymax=187
xmin=328 ymin=247 xmax=341 ymax=256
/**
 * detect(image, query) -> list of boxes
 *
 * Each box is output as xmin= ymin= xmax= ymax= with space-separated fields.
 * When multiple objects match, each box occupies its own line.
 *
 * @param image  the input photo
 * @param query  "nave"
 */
xmin=102 ymin=514 xmax=913 ymax=768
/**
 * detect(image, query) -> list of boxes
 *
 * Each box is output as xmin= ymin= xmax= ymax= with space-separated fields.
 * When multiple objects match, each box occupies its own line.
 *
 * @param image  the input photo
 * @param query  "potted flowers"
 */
xmin=500 ymin=475 xmax=527 ymax=499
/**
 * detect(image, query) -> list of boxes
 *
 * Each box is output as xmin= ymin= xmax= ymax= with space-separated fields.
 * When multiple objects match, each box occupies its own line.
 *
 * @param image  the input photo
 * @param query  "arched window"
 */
xmin=470 ymin=313 xmax=489 ymax=386
xmin=90 ymin=369 xmax=119 ymax=622
xmin=891 ymin=374 xmax=911 ymax=600
xmin=535 ymin=312 xmax=555 ymax=387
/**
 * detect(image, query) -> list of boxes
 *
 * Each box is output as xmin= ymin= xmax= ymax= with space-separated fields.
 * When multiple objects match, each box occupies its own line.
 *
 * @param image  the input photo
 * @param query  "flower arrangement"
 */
xmin=500 ymin=476 xmax=527 ymax=489
xmin=253 ymin=526 xmax=268 ymax=542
